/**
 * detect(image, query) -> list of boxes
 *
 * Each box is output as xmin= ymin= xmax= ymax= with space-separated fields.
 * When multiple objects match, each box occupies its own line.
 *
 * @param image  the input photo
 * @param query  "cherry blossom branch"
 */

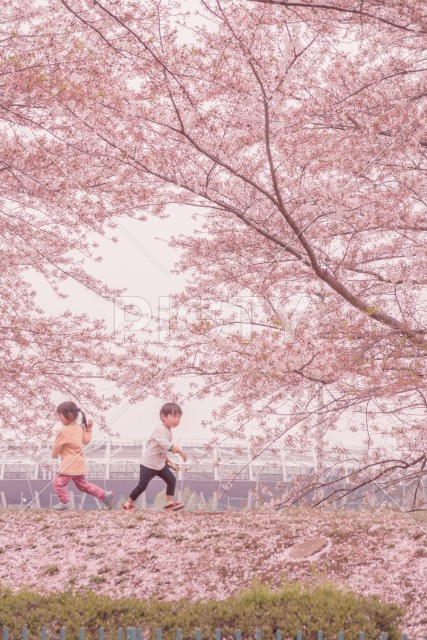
xmin=246 ymin=0 xmax=427 ymax=34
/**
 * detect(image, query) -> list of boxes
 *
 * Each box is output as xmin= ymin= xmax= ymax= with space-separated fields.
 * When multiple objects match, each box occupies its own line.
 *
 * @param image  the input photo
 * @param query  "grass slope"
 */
xmin=0 ymin=508 xmax=426 ymax=637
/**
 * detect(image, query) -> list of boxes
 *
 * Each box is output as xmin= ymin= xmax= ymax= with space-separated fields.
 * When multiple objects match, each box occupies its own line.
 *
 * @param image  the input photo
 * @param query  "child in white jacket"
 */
xmin=122 ymin=402 xmax=187 ymax=511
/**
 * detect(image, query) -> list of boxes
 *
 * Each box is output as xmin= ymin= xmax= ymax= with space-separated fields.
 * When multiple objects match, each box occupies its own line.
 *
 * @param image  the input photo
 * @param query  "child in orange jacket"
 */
xmin=52 ymin=401 xmax=113 ymax=511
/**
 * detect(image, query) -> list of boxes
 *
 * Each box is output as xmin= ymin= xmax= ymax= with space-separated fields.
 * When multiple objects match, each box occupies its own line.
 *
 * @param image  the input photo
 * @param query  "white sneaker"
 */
xmin=103 ymin=491 xmax=114 ymax=510
xmin=53 ymin=502 xmax=71 ymax=510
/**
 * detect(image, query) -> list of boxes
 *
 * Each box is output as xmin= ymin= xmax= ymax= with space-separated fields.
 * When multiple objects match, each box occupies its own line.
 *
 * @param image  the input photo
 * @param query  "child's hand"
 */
xmin=180 ymin=451 xmax=187 ymax=462
xmin=87 ymin=418 xmax=93 ymax=430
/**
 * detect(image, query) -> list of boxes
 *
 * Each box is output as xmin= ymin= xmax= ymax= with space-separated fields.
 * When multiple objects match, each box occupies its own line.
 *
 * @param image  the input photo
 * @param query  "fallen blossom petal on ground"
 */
xmin=0 ymin=509 xmax=426 ymax=637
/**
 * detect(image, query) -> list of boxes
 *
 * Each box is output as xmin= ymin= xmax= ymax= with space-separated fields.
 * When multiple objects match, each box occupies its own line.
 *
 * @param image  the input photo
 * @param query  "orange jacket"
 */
xmin=52 ymin=422 xmax=91 ymax=475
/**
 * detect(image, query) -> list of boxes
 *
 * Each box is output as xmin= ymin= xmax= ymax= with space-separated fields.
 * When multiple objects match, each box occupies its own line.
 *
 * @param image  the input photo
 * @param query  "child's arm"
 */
xmin=52 ymin=431 xmax=64 ymax=459
xmin=153 ymin=429 xmax=187 ymax=463
xmin=82 ymin=418 xmax=93 ymax=445
xmin=169 ymin=445 xmax=187 ymax=462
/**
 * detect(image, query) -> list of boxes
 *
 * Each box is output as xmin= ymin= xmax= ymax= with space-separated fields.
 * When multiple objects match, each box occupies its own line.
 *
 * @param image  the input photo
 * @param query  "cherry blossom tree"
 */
xmin=3 ymin=0 xmax=427 ymax=507
xmin=0 ymin=168 xmax=151 ymax=450
xmin=0 ymin=0 xmax=157 ymax=448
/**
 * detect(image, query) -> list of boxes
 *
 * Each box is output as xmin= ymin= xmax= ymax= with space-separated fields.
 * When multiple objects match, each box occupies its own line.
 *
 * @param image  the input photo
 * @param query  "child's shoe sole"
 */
xmin=163 ymin=502 xmax=185 ymax=512
xmin=53 ymin=503 xmax=71 ymax=510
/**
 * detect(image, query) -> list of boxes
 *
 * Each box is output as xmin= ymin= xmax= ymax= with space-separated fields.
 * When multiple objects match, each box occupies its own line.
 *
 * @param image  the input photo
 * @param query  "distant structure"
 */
xmin=0 ymin=438 xmax=423 ymax=510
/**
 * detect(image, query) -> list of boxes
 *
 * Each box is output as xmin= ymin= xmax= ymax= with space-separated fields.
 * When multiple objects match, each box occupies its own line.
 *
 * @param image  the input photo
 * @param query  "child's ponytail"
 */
xmin=57 ymin=401 xmax=88 ymax=429
xmin=79 ymin=408 xmax=88 ymax=430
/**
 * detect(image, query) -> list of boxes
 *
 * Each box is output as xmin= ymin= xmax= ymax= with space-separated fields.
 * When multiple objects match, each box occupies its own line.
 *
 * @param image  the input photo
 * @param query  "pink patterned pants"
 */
xmin=54 ymin=474 xmax=106 ymax=504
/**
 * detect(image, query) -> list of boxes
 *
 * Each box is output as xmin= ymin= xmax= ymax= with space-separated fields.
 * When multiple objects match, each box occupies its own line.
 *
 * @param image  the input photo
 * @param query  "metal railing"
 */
xmin=2 ymin=627 xmax=424 ymax=640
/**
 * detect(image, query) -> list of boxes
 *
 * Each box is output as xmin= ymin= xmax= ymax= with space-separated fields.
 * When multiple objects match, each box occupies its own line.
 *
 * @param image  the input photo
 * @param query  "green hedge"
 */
xmin=0 ymin=580 xmax=403 ymax=640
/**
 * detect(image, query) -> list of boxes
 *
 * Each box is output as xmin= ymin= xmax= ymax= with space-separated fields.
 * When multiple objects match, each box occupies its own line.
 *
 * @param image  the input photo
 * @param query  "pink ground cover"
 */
xmin=0 ymin=508 xmax=426 ymax=637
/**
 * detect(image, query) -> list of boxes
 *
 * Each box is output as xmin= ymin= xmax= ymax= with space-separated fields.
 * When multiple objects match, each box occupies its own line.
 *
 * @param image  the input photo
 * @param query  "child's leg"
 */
xmin=53 ymin=474 xmax=72 ymax=504
xmin=156 ymin=466 xmax=177 ymax=505
xmin=72 ymin=475 xmax=105 ymax=500
xmin=126 ymin=465 xmax=156 ymax=504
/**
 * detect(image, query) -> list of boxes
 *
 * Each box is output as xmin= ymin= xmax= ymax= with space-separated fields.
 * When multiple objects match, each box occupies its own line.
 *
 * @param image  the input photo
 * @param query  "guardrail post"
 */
xmin=6 ymin=623 xmax=406 ymax=640
xmin=126 ymin=627 xmax=136 ymax=640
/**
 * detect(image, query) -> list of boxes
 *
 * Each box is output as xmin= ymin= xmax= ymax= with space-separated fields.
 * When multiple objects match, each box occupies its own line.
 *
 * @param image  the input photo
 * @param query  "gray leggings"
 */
xmin=129 ymin=464 xmax=176 ymax=501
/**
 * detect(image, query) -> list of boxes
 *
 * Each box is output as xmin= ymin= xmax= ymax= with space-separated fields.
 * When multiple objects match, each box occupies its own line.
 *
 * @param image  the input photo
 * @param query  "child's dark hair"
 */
xmin=160 ymin=402 xmax=182 ymax=417
xmin=57 ymin=401 xmax=88 ymax=429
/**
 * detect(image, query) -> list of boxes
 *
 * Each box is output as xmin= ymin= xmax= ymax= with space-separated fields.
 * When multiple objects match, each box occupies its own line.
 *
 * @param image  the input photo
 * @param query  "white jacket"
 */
xmin=141 ymin=424 xmax=174 ymax=470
